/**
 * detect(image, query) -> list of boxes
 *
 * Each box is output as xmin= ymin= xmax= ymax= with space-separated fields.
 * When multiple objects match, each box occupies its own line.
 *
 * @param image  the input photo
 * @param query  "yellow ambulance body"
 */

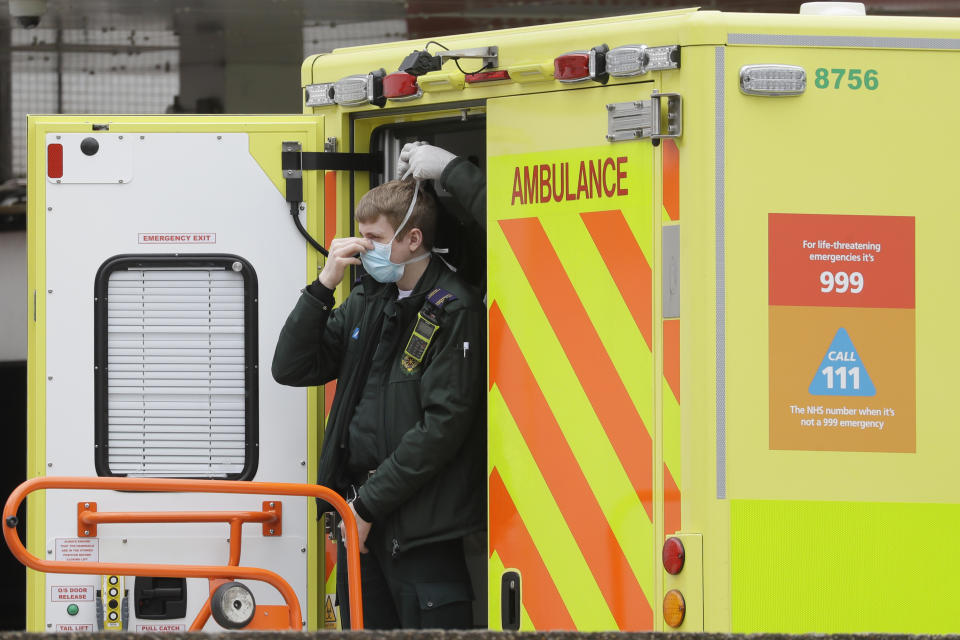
xmin=25 ymin=4 xmax=960 ymax=633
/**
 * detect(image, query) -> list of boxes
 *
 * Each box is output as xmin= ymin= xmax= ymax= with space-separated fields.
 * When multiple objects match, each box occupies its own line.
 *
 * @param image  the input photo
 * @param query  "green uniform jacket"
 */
xmin=271 ymin=256 xmax=485 ymax=553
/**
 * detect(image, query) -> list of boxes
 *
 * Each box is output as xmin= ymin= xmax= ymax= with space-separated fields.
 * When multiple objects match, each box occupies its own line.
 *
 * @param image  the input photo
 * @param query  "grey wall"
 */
xmin=0 ymin=230 xmax=26 ymax=362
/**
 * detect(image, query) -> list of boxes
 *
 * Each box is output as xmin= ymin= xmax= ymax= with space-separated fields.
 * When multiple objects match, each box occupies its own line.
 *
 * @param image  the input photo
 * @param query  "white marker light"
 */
xmin=333 ymin=74 xmax=370 ymax=106
xmin=304 ymin=83 xmax=335 ymax=107
xmin=645 ymin=45 xmax=680 ymax=71
xmin=606 ymin=45 xmax=648 ymax=77
xmin=740 ymin=64 xmax=806 ymax=96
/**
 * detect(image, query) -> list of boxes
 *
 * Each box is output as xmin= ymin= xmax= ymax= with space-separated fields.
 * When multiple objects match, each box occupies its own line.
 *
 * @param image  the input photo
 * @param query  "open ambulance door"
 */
xmin=486 ymin=83 xmax=675 ymax=631
xmin=25 ymin=115 xmax=332 ymax=631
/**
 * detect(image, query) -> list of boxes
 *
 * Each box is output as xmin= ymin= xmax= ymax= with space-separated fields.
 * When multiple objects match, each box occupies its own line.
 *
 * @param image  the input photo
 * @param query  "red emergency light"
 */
xmin=554 ymin=45 xmax=609 ymax=84
xmin=553 ymin=52 xmax=590 ymax=82
xmin=465 ymin=70 xmax=511 ymax=84
xmin=382 ymin=72 xmax=421 ymax=101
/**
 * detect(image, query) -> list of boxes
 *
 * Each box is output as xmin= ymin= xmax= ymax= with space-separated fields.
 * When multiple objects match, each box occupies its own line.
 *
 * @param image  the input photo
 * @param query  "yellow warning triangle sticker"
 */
xmin=324 ymin=595 xmax=338 ymax=628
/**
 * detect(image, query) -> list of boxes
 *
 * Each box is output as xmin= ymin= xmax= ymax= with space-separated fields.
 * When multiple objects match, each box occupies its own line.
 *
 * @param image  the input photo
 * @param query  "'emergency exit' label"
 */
xmin=768 ymin=213 xmax=915 ymax=452
xmin=138 ymin=232 xmax=216 ymax=244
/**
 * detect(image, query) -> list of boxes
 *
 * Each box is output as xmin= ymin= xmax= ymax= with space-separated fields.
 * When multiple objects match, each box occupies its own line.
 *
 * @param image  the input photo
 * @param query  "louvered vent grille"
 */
xmin=96 ymin=258 xmax=257 ymax=479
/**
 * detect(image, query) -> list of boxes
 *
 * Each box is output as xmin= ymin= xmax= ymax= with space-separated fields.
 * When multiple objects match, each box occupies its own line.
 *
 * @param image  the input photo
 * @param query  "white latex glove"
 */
xmin=397 ymin=142 xmax=457 ymax=181
xmin=396 ymin=140 xmax=425 ymax=179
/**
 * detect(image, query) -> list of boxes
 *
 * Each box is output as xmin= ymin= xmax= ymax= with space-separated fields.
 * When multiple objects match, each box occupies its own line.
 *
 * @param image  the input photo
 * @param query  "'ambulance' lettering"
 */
xmin=511 ymin=156 xmax=628 ymax=205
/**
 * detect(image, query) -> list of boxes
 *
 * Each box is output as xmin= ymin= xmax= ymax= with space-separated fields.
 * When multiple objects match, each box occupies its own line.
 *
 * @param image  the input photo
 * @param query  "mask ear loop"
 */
xmin=388 ymin=178 xmax=432 ymax=268
xmin=392 ymin=177 xmax=421 ymax=242
xmin=399 ymin=173 xmax=456 ymax=271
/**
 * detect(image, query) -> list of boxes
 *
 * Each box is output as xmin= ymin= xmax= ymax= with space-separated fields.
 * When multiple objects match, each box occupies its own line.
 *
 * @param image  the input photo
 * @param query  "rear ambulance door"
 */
xmin=721 ymin=42 xmax=959 ymax=631
xmin=487 ymin=84 xmax=665 ymax=631
xmin=27 ymin=115 xmax=326 ymax=631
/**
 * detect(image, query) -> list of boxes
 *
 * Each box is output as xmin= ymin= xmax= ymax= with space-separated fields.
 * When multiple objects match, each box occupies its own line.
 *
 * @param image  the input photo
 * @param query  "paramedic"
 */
xmin=271 ymin=145 xmax=484 ymax=629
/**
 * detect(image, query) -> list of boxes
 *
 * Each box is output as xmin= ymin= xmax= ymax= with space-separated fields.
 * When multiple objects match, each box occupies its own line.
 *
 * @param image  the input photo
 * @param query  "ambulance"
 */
xmin=17 ymin=1 xmax=960 ymax=633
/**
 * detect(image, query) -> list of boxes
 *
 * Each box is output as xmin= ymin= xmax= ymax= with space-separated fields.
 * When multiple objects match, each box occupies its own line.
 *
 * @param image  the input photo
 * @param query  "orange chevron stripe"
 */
xmin=490 ymin=303 xmax=653 ymax=630
xmin=489 ymin=468 xmax=575 ymax=630
xmin=325 ymin=535 xmax=337 ymax=583
xmin=324 ymin=171 xmax=337 ymax=247
xmin=664 ymin=463 xmax=681 ymax=538
xmin=324 ymin=380 xmax=337 ymax=420
xmin=499 ymin=217 xmax=654 ymax=520
xmin=581 ymin=209 xmax=653 ymax=350
xmin=662 ymin=139 xmax=679 ymax=221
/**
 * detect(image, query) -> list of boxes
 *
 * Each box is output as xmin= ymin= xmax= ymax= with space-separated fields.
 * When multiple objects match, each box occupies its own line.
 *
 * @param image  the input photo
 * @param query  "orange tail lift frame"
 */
xmin=2 ymin=476 xmax=363 ymax=630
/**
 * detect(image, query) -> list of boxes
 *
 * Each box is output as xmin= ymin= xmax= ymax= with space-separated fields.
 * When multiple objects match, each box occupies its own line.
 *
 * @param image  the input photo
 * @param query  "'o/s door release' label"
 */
xmin=768 ymin=213 xmax=915 ymax=452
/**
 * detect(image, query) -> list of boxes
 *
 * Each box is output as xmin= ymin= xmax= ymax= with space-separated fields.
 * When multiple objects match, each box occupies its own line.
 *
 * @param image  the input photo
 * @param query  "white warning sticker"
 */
xmin=138 ymin=232 xmax=216 ymax=244
xmin=135 ymin=624 xmax=187 ymax=632
xmin=51 ymin=585 xmax=94 ymax=601
xmin=54 ymin=538 xmax=99 ymax=562
xmin=56 ymin=624 xmax=94 ymax=632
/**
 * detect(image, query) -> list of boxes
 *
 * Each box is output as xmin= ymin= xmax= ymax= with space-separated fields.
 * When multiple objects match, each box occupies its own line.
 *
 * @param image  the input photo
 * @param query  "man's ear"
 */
xmin=405 ymin=227 xmax=423 ymax=252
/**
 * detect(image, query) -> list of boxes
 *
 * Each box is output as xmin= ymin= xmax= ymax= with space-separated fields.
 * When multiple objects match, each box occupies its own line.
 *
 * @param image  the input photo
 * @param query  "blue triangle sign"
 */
xmin=808 ymin=328 xmax=876 ymax=396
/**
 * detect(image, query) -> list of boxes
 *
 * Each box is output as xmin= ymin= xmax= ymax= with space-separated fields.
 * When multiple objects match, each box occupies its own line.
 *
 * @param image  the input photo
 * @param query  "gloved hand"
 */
xmin=397 ymin=141 xmax=457 ymax=181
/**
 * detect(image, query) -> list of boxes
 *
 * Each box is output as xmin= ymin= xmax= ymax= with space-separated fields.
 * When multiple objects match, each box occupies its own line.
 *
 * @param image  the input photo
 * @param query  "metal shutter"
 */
xmin=96 ymin=257 xmax=257 ymax=478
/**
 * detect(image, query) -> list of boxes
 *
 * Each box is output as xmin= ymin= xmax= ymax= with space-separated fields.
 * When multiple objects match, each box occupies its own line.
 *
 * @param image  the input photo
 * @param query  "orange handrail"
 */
xmin=2 ymin=476 xmax=363 ymax=630
xmin=79 ymin=510 xmax=278 ymax=525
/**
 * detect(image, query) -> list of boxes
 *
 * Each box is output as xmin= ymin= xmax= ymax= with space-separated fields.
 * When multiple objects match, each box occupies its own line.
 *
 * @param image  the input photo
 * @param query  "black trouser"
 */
xmin=336 ymin=525 xmax=474 ymax=630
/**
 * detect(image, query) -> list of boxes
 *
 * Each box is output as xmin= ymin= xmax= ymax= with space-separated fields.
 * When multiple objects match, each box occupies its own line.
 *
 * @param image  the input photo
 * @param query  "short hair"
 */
xmin=355 ymin=180 xmax=437 ymax=249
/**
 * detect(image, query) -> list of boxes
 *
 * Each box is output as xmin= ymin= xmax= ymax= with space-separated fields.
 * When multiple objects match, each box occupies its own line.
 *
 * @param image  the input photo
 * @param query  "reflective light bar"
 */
xmin=383 ymin=71 xmax=421 ymax=101
xmin=333 ymin=74 xmax=370 ymax=106
xmin=509 ymin=62 xmax=553 ymax=83
xmin=646 ymin=45 xmax=681 ymax=71
xmin=465 ymin=70 xmax=511 ymax=84
xmin=304 ymin=82 xmax=335 ymax=107
xmin=554 ymin=51 xmax=590 ymax=82
xmin=739 ymin=64 xmax=806 ymax=96
xmin=606 ymin=44 xmax=648 ymax=77
xmin=418 ymin=71 xmax=465 ymax=92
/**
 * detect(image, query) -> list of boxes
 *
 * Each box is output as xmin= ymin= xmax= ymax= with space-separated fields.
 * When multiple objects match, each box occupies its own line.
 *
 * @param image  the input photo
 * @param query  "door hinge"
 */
xmin=606 ymin=91 xmax=682 ymax=144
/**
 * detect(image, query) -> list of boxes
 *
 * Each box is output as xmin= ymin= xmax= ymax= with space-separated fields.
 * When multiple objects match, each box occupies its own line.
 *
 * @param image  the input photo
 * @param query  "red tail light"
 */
xmin=553 ymin=52 xmax=590 ymax=82
xmin=465 ymin=70 xmax=511 ymax=84
xmin=662 ymin=536 xmax=685 ymax=575
xmin=383 ymin=72 xmax=420 ymax=101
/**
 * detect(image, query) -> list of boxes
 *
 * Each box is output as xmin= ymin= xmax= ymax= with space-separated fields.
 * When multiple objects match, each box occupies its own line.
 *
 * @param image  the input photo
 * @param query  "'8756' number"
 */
xmin=815 ymin=68 xmax=878 ymax=90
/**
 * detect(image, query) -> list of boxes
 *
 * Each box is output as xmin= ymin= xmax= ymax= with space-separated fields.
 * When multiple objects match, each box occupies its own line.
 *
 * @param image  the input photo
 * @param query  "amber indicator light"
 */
xmin=663 ymin=589 xmax=686 ymax=628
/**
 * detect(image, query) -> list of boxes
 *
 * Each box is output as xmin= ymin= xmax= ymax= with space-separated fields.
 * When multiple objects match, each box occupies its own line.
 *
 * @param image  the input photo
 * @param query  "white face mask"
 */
xmin=360 ymin=180 xmax=430 ymax=283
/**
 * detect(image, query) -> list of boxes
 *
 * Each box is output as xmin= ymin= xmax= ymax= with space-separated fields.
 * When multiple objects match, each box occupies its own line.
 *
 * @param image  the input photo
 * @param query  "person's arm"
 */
xmin=271 ymin=236 xmax=372 ymax=386
xmin=354 ymin=300 xmax=484 ymax=521
xmin=271 ymin=281 xmax=346 ymax=387
xmin=439 ymin=156 xmax=486 ymax=223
